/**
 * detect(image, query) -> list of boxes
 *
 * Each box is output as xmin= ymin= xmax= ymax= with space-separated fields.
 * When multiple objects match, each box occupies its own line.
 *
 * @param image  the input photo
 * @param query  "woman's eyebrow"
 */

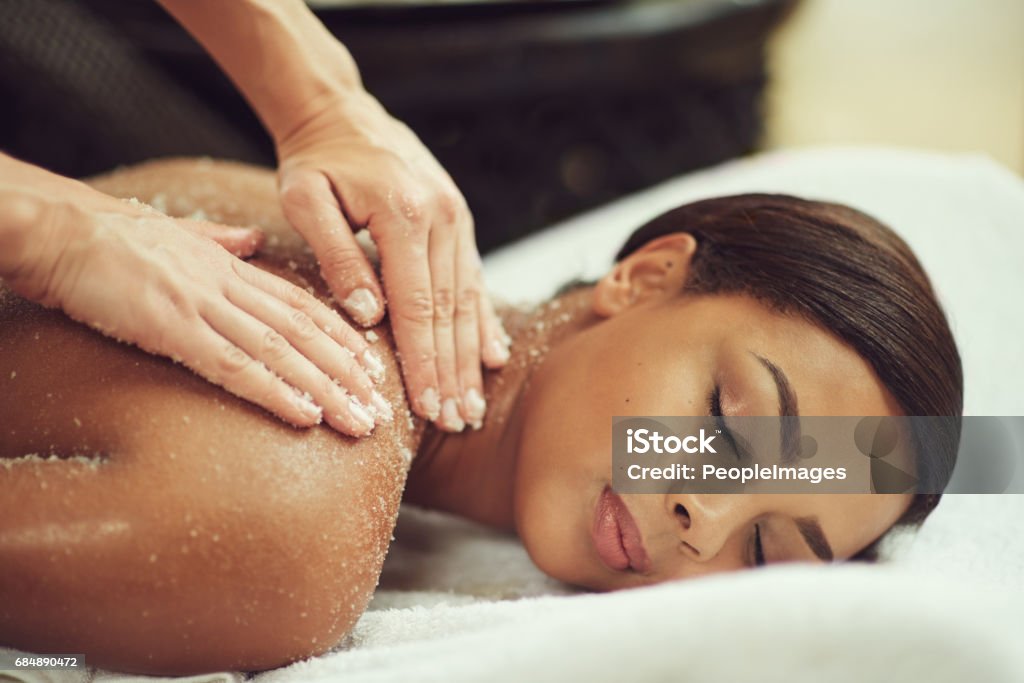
xmin=750 ymin=352 xmax=801 ymax=463
xmin=795 ymin=516 xmax=835 ymax=562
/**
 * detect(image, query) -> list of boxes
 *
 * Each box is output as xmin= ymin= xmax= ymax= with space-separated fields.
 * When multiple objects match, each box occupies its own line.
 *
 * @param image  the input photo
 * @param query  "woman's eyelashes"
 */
xmin=752 ymin=523 xmax=766 ymax=567
xmin=707 ymin=384 xmax=744 ymax=461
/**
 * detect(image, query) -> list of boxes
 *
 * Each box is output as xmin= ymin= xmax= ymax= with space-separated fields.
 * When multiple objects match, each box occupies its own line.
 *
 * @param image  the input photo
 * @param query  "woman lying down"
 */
xmin=0 ymin=159 xmax=962 ymax=676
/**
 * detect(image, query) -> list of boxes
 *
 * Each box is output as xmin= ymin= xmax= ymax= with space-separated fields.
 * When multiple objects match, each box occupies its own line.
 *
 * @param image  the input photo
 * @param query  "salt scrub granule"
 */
xmin=149 ymin=193 xmax=168 ymax=213
xmin=287 ymin=260 xmax=299 ymax=271
xmin=365 ymin=330 xmax=379 ymax=343
xmin=1 ymin=452 xmax=105 ymax=471
xmin=291 ymin=388 xmax=324 ymax=424
xmin=399 ymin=447 xmax=413 ymax=465
xmin=418 ymin=387 xmax=441 ymax=421
xmin=186 ymin=208 xmax=209 ymax=222
xmin=368 ymin=391 xmax=394 ymax=423
xmin=342 ymin=288 xmax=380 ymax=325
xmin=122 ymin=197 xmax=157 ymax=214
xmin=363 ymin=350 xmax=385 ymax=382
xmin=440 ymin=398 xmax=465 ymax=432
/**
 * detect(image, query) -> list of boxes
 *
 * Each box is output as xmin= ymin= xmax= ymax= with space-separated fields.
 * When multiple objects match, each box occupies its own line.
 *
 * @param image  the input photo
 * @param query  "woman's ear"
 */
xmin=592 ymin=233 xmax=697 ymax=317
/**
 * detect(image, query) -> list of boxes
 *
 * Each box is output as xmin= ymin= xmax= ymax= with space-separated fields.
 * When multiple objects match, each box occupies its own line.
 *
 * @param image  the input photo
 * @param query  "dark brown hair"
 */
xmin=616 ymin=194 xmax=963 ymax=558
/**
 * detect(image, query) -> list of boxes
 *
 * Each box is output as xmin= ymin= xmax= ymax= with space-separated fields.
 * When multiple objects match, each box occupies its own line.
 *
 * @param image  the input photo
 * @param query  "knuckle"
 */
xmin=338 ymin=323 xmax=368 ymax=352
xmin=434 ymin=191 xmax=465 ymax=225
xmin=396 ymin=194 xmax=428 ymax=225
xmin=396 ymin=289 xmax=434 ymax=326
xmin=318 ymin=244 xmax=365 ymax=282
xmin=261 ymin=328 xmax=291 ymax=360
xmin=281 ymin=282 xmax=313 ymax=310
xmin=338 ymin=358 xmax=365 ymax=389
xmin=217 ymin=341 xmax=251 ymax=376
xmin=433 ymin=287 xmax=455 ymax=324
xmin=279 ymin=175 xmax=317 ymax=209
xmin=289 ymin=309 xmax=318 ymax=340
xmin=7 ymin=193 xmax=48 ymax=233
xmin=455 ymin=287 xmax=479 ymax=317
xmin=321 ymin=372 xmax=343 ymax=399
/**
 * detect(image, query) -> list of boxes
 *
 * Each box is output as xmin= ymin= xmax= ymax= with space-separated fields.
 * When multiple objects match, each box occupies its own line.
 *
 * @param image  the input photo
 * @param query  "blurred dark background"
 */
xmin=0 ymin=0 xmax=797 ymax=253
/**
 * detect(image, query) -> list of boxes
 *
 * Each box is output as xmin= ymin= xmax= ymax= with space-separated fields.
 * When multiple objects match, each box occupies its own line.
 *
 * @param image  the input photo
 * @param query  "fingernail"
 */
xmin=229 ymin=226 xmax=258 ymax=239
xmin=488 ymin=339 xmax=510 ymax=364
xmin=370 ymin=390 xmax=394 ymax=423
xmin=464 ymin=388 xmax=486 ymax=423
xmin=441 ymin=398 xmax=465 ymax=432
xmin=347 ymin=395 xmax=375 ymax=432
xmin=362 ymin=349 xmax=385 ymax=382
xmin=292 ymin=391 xmax=323 ymax=424
xmin=342 ymin=288 xmax=380 ymax=326
xmin=418 ymin=387 xmax=441 ymax=421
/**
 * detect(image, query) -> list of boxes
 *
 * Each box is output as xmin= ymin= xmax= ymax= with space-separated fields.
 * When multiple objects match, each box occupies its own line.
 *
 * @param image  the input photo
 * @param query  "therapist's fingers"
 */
xmin=177 ymin=218 xmax=265 ymax=259
xmin=374 ymin=215 xmax=442 ymax=422
xmin=175 ymin=319 xmax=328 ymax=428
xmin=476 ymin=249 xmax=510 ymax=370
xmin=453 ymin=230 xmax=487 ymax=429
xmin=201 ymin=298 xmax=376 ymax=436
xmin=230 ymin=257 xmax=388 ymax=385
xmin=427 ymin=215 xmax=463 ymax=431
xmin=225 ymin=280 xmax=392 ymax=425
xmin=279 ymin=168 xmax=385 ymax=326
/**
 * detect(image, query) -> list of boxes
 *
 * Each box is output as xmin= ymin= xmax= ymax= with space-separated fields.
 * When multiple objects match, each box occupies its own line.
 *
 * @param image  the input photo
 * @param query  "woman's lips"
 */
xmin=591 ymin=486 xmax=652 ymax=574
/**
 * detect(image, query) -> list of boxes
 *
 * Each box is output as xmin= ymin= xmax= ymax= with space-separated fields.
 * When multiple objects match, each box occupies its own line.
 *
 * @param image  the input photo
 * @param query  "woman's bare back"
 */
xmin=0 ymin=159 xmax=422 ymax=675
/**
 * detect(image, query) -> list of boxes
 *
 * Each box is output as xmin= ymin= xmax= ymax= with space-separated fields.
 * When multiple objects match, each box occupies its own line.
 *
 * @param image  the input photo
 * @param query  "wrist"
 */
xmin=0 ymin=189 xmax=72 ymax=304
xmin=273 ymin=84 xmax=388 ymax=159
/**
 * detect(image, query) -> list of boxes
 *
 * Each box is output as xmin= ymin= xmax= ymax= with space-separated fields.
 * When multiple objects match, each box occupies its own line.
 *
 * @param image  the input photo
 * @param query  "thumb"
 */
xmin=178 ymin=218 xmax=265 ymax=258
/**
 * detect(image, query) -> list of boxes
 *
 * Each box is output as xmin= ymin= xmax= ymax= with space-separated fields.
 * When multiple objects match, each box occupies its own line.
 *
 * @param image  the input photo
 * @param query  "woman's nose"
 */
xmin=666 ymin=494 xmax=736 ymax=561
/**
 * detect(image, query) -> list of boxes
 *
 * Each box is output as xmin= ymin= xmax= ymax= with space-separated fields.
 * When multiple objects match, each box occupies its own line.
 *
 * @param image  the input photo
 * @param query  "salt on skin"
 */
xmin=417 ymin=387 xmax=441 ymax=421
xmin=362 ymin=350 xmax=386 ymax=382
xmin=0 ymin=158 xmax=432 ymax=672
xmin=342 ymin=289 xmax=379 ymax=326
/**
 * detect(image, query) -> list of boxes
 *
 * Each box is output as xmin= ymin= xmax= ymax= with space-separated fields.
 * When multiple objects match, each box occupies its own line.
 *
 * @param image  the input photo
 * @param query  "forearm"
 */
xmin=156 ymin=0 xmax=362 ymax=143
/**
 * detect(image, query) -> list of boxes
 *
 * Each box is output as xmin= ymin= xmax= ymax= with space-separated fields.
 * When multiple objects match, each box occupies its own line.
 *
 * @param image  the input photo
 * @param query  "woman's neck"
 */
xmin=403 ymin=286 xmax=596 ymax=531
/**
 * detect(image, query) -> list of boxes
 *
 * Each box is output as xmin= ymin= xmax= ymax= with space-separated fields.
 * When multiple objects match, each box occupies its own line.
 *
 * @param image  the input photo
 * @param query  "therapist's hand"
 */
xmin=275 ymin=88 xmax=510 ymax=431
xmin=0 ymin=161 xmax=389 ymax=436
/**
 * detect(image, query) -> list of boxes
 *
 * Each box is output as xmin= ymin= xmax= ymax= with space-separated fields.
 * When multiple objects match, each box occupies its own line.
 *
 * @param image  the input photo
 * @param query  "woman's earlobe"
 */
xmin=591 ymin=232 xmax=697 ymax=317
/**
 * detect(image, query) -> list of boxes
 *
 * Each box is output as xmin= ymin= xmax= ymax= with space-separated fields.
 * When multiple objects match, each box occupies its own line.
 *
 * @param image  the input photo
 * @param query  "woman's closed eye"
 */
xmin=751 ymin=523 xmax=766 ymax=567
xmin=707 ymin=383 xmax=749 ymax=461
